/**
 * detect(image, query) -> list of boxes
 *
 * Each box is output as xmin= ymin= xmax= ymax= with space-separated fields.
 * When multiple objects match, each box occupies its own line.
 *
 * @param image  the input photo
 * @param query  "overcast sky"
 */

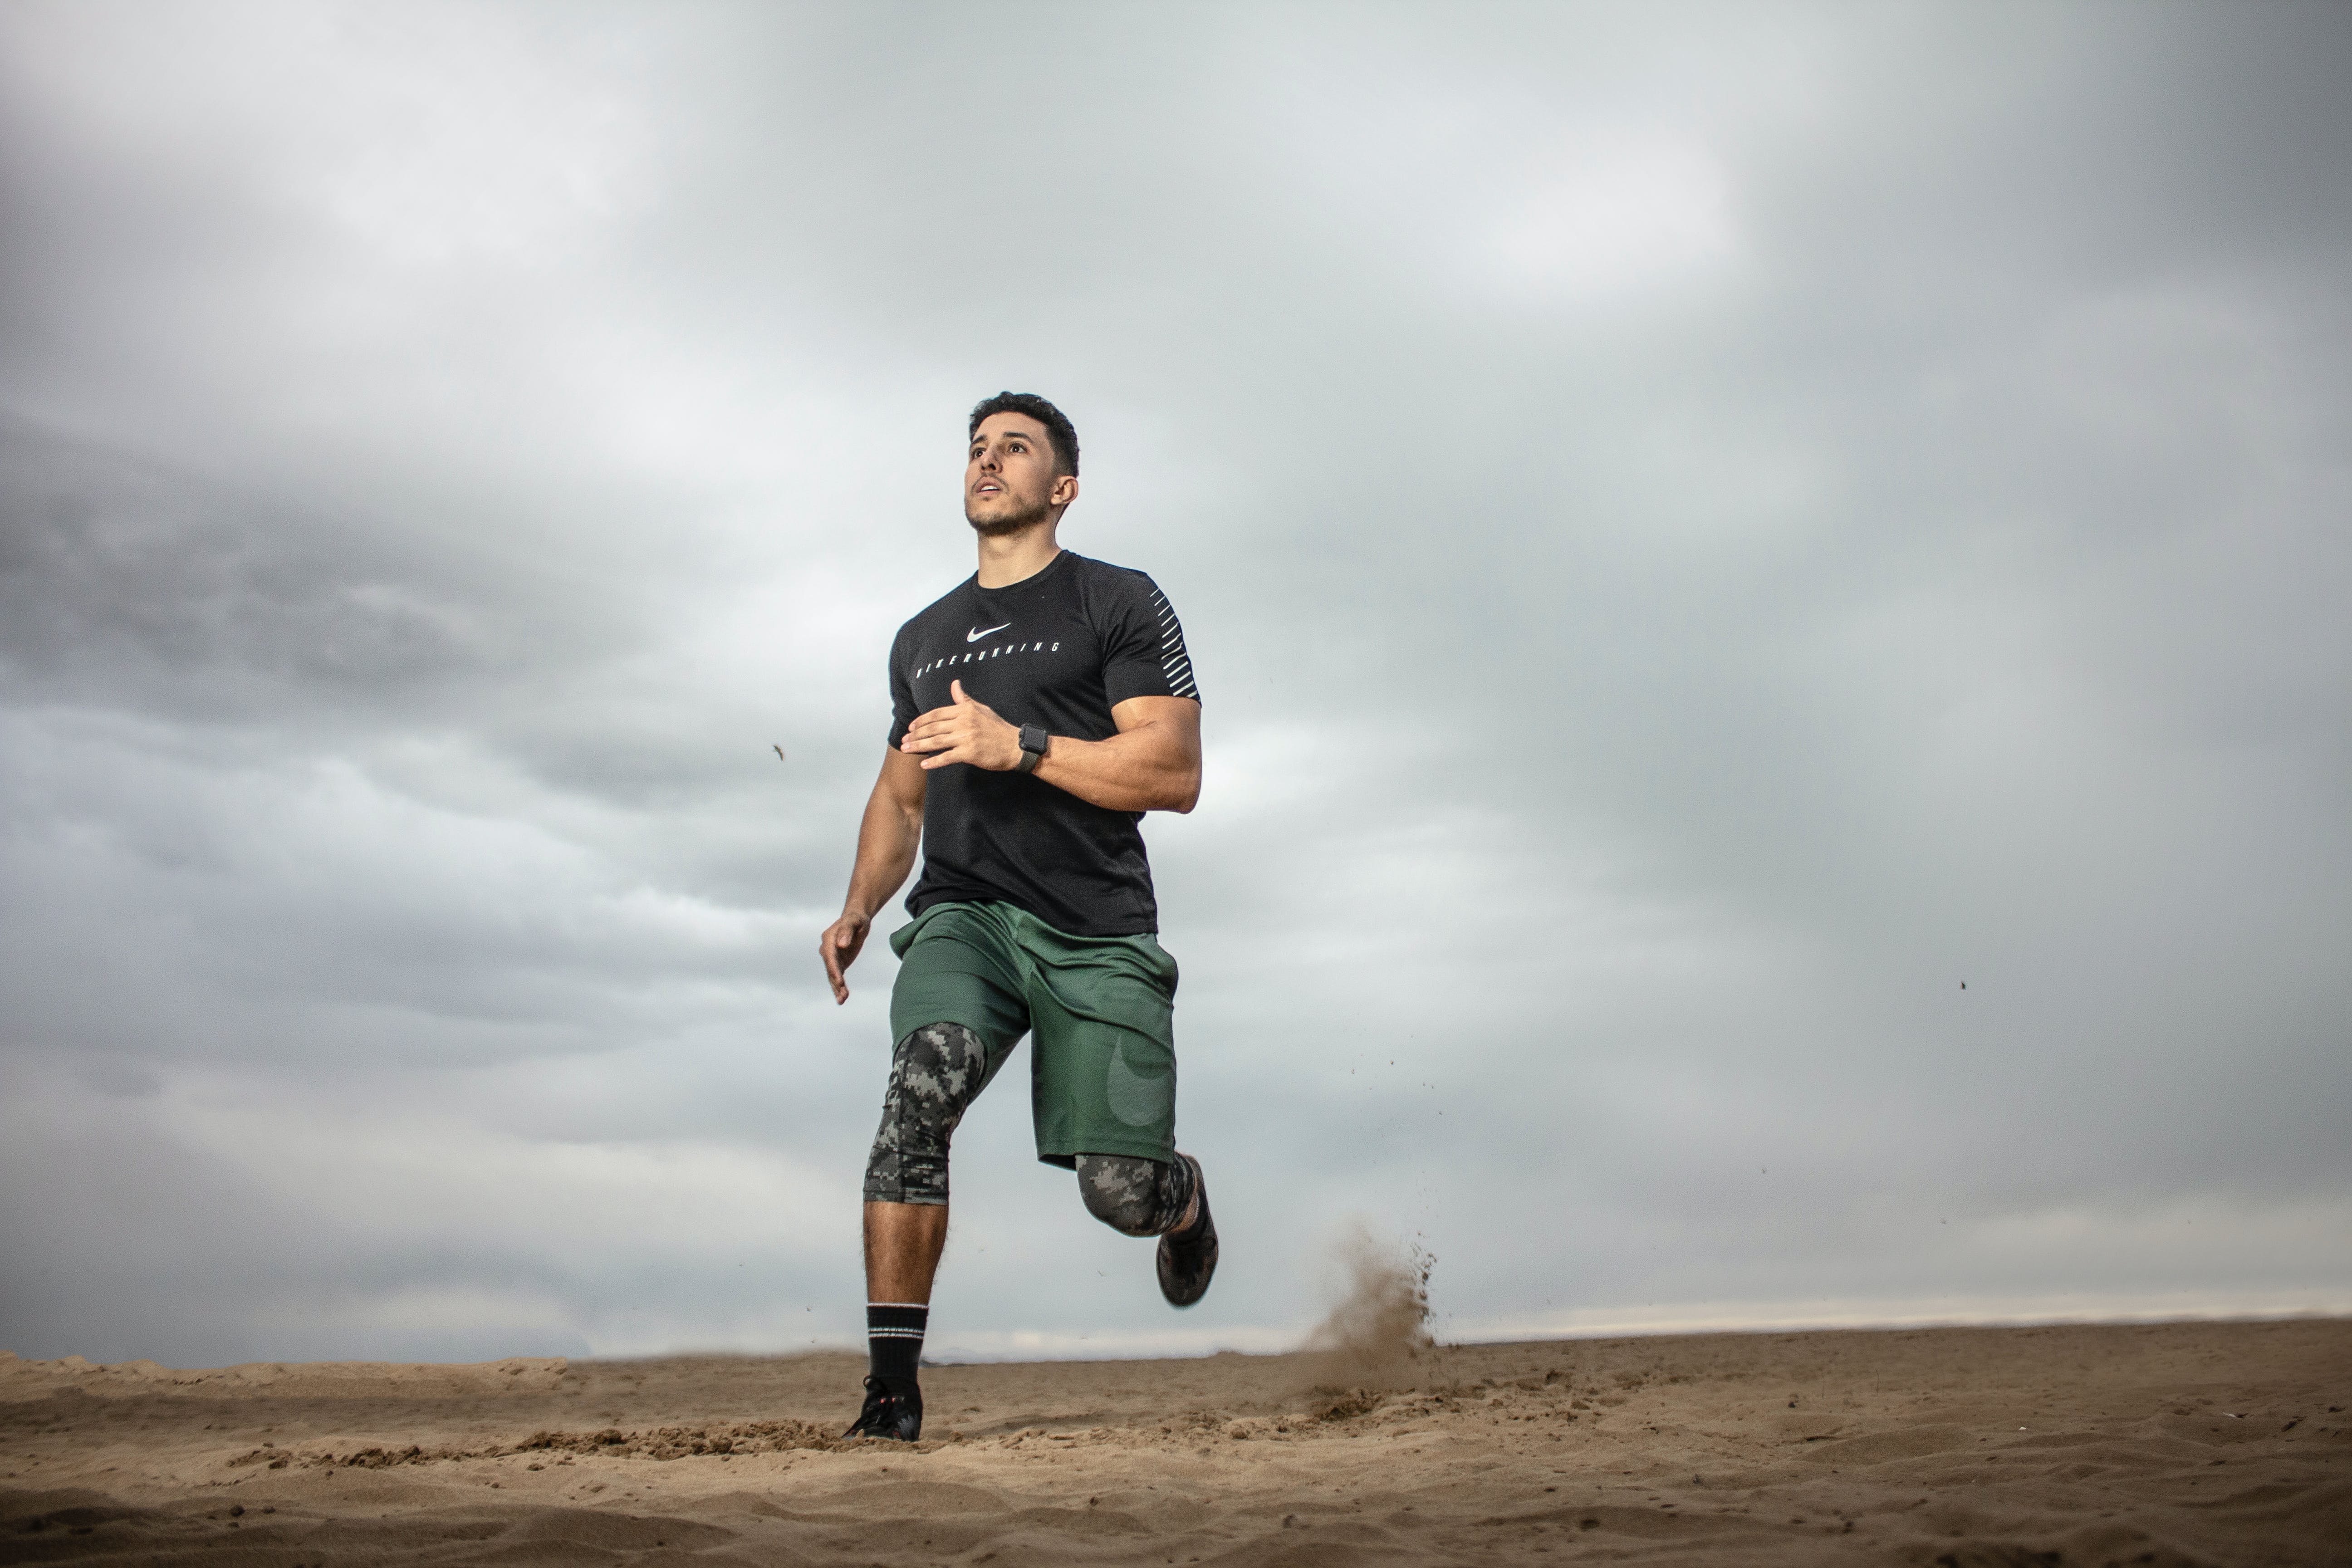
xmin=2 ymin=0 xmax=2347 ymax=1368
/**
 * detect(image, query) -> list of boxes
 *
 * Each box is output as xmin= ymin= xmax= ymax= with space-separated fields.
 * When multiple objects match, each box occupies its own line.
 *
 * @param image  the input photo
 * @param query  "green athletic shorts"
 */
xmin=887 ymin=899 xmax=1179 ymax=1166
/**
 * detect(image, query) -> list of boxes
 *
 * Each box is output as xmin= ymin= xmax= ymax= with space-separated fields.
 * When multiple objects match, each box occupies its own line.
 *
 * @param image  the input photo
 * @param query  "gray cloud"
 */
xmin=2 ymin=0 xmax=2347 ymax=1367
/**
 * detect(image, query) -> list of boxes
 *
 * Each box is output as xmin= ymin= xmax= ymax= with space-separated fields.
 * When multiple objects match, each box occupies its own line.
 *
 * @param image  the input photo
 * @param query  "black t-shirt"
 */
xmin=888 ymin=550 xmax=1199 ymax=937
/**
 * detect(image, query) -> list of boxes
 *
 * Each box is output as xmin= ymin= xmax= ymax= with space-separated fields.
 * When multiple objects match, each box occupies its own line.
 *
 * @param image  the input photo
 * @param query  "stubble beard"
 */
xmin=965 ymin=495 xmax=1054 ymax=538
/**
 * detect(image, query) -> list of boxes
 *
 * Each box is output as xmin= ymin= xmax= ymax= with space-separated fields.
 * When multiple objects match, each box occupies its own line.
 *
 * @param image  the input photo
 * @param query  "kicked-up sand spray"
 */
xmin=1296 ymin=1224 xmax=1435 ymax=1391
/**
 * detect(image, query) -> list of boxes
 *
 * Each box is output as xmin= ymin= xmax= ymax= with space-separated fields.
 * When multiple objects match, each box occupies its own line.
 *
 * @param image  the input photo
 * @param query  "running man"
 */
xmin=817 ymin=392 xmax=1216 ymax=1442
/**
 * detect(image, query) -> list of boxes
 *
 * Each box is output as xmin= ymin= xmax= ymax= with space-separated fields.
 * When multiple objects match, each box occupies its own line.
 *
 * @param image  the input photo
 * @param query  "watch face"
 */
xmin=1021 ymin=724 xmax=1048 ymax=755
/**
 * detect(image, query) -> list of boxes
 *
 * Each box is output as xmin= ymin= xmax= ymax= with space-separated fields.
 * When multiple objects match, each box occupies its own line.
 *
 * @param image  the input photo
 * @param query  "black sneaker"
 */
xmin=1156 ymin=1153 xmax=1219 ymax=1308
xmin=844 ymin=1375 xmax=922 ymax=1441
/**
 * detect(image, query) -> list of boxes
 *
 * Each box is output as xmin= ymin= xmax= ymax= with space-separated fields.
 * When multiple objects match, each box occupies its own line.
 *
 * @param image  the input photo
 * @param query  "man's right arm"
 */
xmin=818 ymin=746 xmax=928 ymax=1004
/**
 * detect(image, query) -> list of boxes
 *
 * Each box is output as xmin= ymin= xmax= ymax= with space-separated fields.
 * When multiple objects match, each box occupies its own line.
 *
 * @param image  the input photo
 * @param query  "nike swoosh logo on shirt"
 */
xmin=967 ymin=622 xmax=1011 ymax=642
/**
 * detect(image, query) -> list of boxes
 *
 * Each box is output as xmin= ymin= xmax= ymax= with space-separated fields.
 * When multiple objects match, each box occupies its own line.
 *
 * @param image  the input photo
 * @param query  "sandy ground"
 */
xmin=2 ymin=1319 xmax=2347 ymax=1565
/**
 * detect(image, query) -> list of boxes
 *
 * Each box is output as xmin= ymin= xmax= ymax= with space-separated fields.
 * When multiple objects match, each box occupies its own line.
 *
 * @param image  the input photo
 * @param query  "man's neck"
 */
xmin=974 ymin=522 xmax=1062 ymax=589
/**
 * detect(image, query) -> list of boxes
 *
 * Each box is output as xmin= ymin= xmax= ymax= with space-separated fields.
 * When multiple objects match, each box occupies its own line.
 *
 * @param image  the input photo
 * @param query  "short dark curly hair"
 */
xmin=968 ymin=391 xmax=1078 ymax=477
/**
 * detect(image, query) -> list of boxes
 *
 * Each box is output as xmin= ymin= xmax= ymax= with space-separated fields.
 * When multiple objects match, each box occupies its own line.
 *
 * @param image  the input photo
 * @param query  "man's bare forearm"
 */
xmin=843 ymin=784 xmax=922 ymax=919
xmin=1031 ymin=723 xmax=1199 ymax=814
xmin=818 ymin=751 xmax=925 ymax=1004
xmin=897 ymin=687 xmax=1200 ymax=815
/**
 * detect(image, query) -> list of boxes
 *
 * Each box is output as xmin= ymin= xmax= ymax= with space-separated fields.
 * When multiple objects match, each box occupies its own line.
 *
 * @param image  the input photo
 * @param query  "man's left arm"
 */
xmin=898 ymin=679 xmax=1200 ymax=814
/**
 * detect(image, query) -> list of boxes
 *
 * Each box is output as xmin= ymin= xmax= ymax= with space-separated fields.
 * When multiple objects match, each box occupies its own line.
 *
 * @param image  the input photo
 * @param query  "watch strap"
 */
xmin=1016 ymin=723 xmax=1049 ymax=774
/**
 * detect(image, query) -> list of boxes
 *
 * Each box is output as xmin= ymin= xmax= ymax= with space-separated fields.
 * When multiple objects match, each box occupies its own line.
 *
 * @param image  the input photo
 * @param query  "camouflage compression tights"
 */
xmin=1074 ymin=1147 xmax=1196 ymax=1237
xmin=862 ymin=1022 xmax=990 ymax=1207
xmin=862 ymin=1021 xmax=1195 ymax=1235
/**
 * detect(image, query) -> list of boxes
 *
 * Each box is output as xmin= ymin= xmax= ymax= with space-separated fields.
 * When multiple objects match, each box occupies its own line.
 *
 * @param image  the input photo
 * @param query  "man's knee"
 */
xmin=1075 ymin=1153 xmax=1187 ymax=1237
xmin=863 ymin=1022 xmax=989 ymax=1206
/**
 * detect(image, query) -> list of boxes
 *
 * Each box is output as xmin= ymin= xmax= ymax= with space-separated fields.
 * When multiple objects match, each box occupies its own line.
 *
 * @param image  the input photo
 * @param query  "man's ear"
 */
xmin=1051 ymin=474 xmax=1079 ymax=508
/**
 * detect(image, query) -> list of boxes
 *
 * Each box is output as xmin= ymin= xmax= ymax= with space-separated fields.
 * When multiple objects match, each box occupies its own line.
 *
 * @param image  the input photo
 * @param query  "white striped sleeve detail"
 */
xmin=1144 ymin=583 xmax=1198 ymax=698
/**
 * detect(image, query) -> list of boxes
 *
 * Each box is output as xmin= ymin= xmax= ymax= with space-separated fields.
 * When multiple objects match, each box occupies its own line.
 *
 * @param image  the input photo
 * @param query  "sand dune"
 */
xmin=3 ymin=1319 xmax=2347 ymax=1564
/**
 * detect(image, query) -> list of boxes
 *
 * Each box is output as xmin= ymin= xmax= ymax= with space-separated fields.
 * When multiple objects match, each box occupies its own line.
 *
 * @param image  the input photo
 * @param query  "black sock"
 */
xmin=867 ymin=1302 xmax=927 ymax=1387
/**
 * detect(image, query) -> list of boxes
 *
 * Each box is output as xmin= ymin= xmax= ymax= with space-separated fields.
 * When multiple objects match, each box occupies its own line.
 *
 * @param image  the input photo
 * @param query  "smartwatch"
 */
xmin=1016 ymin=723 xmax=1050 ymax=774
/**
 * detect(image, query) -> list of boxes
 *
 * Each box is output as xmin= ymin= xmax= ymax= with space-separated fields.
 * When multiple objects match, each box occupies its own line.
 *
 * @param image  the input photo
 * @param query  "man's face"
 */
xmin=965 ymin=412 xmax=1077 ymax=535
